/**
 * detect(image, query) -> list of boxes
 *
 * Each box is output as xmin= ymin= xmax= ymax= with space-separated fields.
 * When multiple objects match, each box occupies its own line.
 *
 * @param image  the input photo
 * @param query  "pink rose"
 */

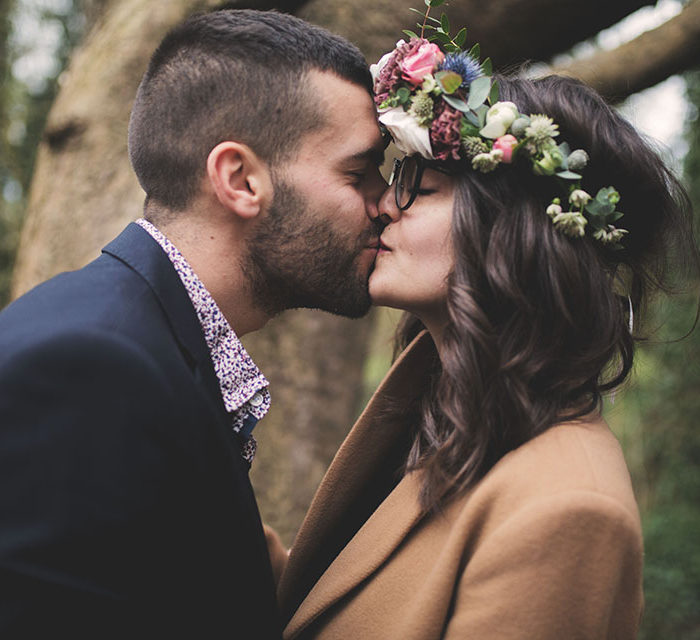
xmin=492 ymin=134 xmax=518 ymax=163
xmin=400 ymin=42 xmax=444 ymax=85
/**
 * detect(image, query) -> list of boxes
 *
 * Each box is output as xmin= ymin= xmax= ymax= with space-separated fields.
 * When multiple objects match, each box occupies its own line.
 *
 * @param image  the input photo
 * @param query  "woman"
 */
xmin=273 ymin=31 xmax=699 ymax=640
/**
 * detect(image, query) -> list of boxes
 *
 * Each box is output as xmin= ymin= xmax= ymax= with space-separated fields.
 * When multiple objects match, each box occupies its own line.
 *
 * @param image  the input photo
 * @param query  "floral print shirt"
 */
xmin=136 ymin=218 xmax=270 ymax=464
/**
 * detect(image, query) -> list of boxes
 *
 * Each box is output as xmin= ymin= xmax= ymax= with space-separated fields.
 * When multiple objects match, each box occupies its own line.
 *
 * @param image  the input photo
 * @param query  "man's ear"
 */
xmin=206 ymin=142 xmax=272 ymax=220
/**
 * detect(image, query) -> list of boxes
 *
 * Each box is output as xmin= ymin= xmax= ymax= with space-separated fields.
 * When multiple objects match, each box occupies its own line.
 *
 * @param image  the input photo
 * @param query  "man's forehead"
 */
xmin=298 ymin=70 xmax=384 ymax=160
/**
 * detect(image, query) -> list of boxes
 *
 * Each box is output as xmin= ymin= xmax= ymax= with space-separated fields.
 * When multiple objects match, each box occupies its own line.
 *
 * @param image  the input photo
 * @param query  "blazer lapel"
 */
xmin=279 ymin=331 xmax=437 ymax=634
xmin=101 ymin=223 xmax=226 ymax=417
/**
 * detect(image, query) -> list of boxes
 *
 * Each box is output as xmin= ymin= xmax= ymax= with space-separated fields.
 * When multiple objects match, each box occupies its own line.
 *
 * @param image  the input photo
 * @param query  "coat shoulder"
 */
xmin=451 ymin=415 xmax=641 ymax=538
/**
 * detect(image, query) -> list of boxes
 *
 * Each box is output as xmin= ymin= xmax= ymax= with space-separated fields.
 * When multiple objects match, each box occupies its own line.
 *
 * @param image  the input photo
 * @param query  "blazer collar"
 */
xmin=280 ymin=331 xmax=437 ymax=635
xmin=102 ymin=222 xmax=224 ymax=413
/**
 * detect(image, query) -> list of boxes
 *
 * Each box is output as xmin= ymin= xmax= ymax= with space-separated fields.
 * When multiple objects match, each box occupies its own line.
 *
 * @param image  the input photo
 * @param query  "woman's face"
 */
xmin=369 ymin=160 xmax=456 ymax=320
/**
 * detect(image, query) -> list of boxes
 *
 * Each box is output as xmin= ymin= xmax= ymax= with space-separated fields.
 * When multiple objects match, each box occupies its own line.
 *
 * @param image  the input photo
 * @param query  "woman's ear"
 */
xmin=206 ymin=142 xmax=273 ymax=220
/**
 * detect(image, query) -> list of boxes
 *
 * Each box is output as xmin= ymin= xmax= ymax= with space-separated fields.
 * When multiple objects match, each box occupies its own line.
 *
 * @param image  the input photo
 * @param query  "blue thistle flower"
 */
xmin=439 ymin=52 xmax=482 ymax=90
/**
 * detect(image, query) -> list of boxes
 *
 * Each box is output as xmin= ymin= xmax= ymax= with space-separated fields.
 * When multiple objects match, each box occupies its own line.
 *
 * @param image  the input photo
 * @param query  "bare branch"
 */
xmin=553 ymin=0 xmax=700 ymax=101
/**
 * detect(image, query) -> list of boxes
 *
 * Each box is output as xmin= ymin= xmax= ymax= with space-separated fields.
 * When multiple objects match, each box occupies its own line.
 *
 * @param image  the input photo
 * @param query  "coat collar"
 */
xmin=280 ymin=331 xmax=437 ymax=636
xmin=102 ymin=222 xmax=225 ymax=416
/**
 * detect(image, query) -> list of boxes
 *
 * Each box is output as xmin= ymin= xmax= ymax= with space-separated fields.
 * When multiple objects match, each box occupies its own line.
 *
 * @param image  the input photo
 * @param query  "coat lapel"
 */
xmin=101 ymin=223 xmax=226 ymax=418
xmin=285 ymin=472 xmax=426 ymax=638
xmin=280 ymin=331 xmax=437 ymax=635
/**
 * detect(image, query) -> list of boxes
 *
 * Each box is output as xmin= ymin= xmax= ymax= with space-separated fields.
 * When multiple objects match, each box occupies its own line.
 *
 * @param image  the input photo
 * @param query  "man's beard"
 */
xmin=242 ymin=176 xmax=376 ymax=318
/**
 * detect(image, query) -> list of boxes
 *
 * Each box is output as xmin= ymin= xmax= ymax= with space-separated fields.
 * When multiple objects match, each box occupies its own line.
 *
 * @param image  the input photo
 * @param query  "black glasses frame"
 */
xmin=389 ymin=155 xmax=454 ymax=211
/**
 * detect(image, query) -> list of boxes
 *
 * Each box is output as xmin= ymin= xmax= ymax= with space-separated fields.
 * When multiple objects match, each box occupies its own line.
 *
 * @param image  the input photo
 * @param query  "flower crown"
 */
xmin=371 ymin=2 xmax=627 ymax=247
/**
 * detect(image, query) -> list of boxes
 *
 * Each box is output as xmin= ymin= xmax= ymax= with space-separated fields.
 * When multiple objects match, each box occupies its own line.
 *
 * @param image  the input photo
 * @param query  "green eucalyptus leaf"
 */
xmin=396 ymin=87 xmax=411 ymax=104
xmin=443 ymin=94 xmax=470 ymax=112
xmin=461 ymin=120 xmax=481 ymax=137
xmin=441 ymin=12 xmax=450 ymax=34
xmin=423 ymin=24 xmax=436 ymax=31
xmin=556 ymin=170 xmax=582 ymax=180
xmin=467 ymin=76 xmax=492 ymax=110
xmin=454 ymin=27 xmax=467 ymax=48
xmin=403 ymin=29 xmax=420 ymax=39
xmin=611 ymin=211 xmax=625 ymax=222
xmin=475 ymin=104 xmax=489 ymax=127
xmin=597 ymin=186 xmax=620 ymax=204
xmin=443 ymin=44 xmax=460 ymax=53
xmin=465 ymin=110 xmax=481 ymax=128
xmin=429 ymin=0 xmax=446 ymax=6
xmin=480 ymin=57 xmax=492 ymax=76
xmin=410 ymin=7 xmax=428 ymax=17
xmin=436 ymin=70 xmax=463 ymax=94
xmin=488 ymin=80 xmax=499 ymax=105
xmin=469 ymin=43 xmax=481 ymax=59
xmin=426 ymin=15 xmax=441 ymax=25
xmin=586 ymin=200 xmax=614 ymax=217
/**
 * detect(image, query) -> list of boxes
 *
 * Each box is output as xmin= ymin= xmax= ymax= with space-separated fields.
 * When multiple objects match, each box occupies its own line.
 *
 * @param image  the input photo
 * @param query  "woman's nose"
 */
xmin=377 ymin=184 xmax=401 ymax=227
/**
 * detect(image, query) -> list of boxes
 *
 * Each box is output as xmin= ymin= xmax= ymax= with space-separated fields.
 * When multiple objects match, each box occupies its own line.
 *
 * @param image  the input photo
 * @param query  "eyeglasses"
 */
xmin=388 ymin=155 xmax=454 ymax=210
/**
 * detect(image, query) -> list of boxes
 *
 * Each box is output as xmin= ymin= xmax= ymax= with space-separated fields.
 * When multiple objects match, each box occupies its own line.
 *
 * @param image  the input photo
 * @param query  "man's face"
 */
xmin=245 ymin=71 xmax=386 ymax=318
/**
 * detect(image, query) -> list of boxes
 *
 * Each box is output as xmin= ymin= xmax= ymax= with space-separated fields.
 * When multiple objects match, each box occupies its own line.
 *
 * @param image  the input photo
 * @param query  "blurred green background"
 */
xmin=1 ymin=1 xmax=698 ymax=637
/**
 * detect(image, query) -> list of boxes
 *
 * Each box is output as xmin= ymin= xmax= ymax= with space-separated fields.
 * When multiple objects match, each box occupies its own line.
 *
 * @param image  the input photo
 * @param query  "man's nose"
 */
xmin=365 ymin=165 xmax=388 ymax=223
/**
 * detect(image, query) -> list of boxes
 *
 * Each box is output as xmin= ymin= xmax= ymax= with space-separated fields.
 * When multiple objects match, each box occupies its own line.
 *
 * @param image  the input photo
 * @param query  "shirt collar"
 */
xmin=135 ymin=218 xmax=271 ymax=427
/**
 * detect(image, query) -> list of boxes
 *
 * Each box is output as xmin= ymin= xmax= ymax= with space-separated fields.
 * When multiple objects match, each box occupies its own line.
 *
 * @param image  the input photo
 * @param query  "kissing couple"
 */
xmin=1 ymin=7 xmax=697 ymax=640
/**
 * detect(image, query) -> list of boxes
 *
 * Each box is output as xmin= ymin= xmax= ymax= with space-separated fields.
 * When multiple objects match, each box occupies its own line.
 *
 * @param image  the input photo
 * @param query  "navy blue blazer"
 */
xmin=0 ymin=223 xmax=281 ymax=638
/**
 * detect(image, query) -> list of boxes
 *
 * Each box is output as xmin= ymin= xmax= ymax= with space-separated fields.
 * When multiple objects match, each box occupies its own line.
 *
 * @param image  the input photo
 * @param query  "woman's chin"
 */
xmin=369 ymin=278 xmax=405 ymax=311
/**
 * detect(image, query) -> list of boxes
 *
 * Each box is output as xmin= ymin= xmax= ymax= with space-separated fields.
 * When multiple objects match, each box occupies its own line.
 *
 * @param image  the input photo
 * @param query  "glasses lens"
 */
xmin=395 ymin=156 xmax=419 ymax=209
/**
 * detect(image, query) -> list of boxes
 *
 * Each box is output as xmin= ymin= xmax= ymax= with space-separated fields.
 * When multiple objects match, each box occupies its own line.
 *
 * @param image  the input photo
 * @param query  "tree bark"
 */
xmin=553 ymin=0 xmax=700 ymax=102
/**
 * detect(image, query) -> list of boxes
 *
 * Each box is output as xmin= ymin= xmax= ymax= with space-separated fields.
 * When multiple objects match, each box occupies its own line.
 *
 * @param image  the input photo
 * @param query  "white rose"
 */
xmin=378 ymin=107 xmax=434 ymax=159
xmin=480 ymin=101 xmax=519 ymax=139
xmin=370 ymin=39 xmax=406 ymax=84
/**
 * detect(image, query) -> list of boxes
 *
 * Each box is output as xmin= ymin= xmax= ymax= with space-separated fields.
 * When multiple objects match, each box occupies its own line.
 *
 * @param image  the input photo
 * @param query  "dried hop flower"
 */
xmin=552 ymin=211 xmax=587 ymax=238
xmin=593 ymin=226 xmax=629 ymax=245
xmin=546 ymin=203 xmax=563 ymax=219
xmin=569 ymin=189 xmax=592 ymax=208
xmin=461 ymin=135 xmax=489 ymax=159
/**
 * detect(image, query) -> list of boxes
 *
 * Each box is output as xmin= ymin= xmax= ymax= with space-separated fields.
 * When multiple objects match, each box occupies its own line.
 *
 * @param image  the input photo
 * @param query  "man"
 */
xmin=0 ymin=9 xmax=385 ymax=638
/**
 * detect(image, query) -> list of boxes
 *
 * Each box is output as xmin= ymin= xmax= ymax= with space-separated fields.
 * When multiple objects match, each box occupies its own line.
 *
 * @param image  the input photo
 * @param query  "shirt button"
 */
xmin=249 ymin=392 xmax=264 ymax=407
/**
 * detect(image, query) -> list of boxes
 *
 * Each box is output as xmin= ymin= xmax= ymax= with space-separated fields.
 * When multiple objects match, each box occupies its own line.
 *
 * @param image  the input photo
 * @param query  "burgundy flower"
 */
xmin=374 ymin=38 xmax=428 ymax=106
xmin=430 ymin=100 xmax=463 ymax=161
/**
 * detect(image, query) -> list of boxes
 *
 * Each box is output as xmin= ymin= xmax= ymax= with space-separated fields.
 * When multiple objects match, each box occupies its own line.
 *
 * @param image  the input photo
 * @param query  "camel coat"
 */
xmin=277 ymin=332 xmax=644 ymax=639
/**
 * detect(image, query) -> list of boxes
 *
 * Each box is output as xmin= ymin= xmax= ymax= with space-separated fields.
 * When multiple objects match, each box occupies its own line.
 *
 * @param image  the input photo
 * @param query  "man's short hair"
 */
xmin=128 ymin=9 xmax=372 ymax=210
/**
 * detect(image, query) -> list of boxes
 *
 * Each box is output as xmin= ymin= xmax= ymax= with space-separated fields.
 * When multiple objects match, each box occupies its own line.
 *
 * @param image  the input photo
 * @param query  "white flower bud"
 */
xmin=569 ymin=189 xmax=592 ymax=208
xmin=546 ymin=203 xmax=563 ymax=219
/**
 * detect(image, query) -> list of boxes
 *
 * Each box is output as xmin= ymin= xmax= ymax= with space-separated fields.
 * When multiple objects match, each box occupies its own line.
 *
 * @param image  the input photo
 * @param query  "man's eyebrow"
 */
xmin=340 ymin=147 xmax=386 ymax=168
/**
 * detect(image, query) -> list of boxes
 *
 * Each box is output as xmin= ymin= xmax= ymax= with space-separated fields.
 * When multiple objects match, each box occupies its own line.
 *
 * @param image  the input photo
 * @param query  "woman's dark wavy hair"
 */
xmin=396 ymin=74 xmax=700 ymax=511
